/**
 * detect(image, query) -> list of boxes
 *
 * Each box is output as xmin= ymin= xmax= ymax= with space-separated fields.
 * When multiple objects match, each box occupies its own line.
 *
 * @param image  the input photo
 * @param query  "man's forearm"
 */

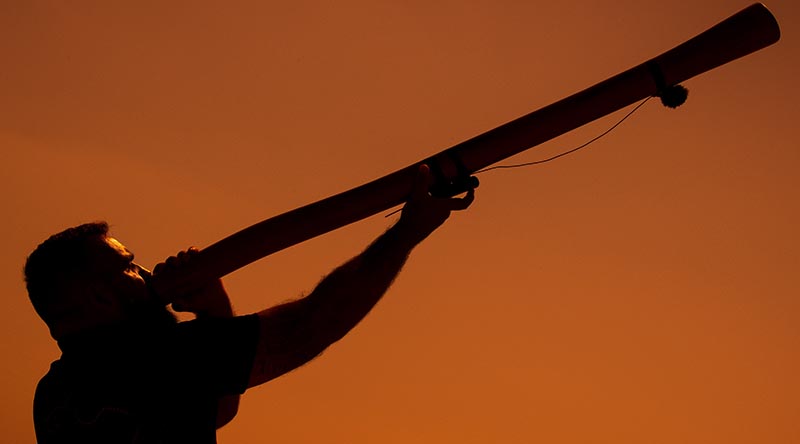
xmin=248 ymin=223 xmax=421 ymax=386
xmin=303 ymin=223 xmax=419 ymax=344
xmin=248 ymin=165 xmax=474 ymax=387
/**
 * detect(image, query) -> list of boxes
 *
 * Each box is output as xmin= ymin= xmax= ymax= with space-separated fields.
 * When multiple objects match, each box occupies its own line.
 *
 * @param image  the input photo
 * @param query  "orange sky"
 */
xmin=1 ymin=1 xmax=798 ymax=443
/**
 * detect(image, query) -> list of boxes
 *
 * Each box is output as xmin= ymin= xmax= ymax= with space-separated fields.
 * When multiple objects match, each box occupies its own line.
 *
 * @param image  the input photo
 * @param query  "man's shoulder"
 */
xmin=33 ymin=359 xmax=139 ymax=443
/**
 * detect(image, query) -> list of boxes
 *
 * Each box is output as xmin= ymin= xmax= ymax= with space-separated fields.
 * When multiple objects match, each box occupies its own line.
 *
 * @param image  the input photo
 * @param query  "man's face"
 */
xmin=85 ymin=235 xmax=172 ymax=323
xmin=47 ymin=235 xmax=177 ymax=338
xmin=94 ymin=236 xmax=150 ymax=302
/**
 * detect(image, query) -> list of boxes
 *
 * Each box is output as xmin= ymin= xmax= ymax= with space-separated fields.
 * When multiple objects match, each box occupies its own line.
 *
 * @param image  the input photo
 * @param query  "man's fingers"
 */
xmin=154 ymin=247 xmax=199 ymax=275
xmin=448 ymin=188 xmax=475 ymax=211
xmin=411 ymin=164 xmax=433 ymax=200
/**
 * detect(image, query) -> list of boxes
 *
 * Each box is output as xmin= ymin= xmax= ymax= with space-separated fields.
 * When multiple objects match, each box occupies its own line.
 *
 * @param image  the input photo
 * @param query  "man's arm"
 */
xmin=154 ymin=250 xmax=242 ymax=429
xmin=186 ymin=286 xmax=241 ymax=429
xmin=248 ymin=164 xmax=474 ymax=387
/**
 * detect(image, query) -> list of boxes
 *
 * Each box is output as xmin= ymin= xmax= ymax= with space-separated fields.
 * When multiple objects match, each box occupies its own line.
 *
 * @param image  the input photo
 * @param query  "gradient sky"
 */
xmin=1 ymin=1 xmax=797 ymax=443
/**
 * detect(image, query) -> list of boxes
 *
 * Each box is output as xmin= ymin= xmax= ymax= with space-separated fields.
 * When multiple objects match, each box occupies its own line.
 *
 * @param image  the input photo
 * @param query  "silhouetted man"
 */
xmin=26 ymin=165 xmax=474 ymax=443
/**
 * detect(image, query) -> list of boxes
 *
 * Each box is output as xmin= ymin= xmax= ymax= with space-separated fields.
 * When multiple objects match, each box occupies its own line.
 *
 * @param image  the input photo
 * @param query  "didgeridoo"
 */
xmin=150 ymin=3 xmax=780 ymax=300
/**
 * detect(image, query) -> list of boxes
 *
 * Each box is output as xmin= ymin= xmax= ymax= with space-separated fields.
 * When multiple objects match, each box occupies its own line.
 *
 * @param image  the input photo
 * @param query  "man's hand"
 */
xmin=152 ymin=248 xmax=233 ymax=318
xmin=395 ymin=164 xmax=475 ymax=245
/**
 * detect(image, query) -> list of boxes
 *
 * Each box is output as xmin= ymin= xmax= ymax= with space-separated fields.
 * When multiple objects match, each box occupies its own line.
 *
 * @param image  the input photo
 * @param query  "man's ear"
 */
xmin=48 ymin=277 xmax=116 ymax=339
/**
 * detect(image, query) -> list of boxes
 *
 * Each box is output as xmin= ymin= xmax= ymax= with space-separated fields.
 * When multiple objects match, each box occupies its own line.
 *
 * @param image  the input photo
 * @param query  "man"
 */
xmin=26 ymin=165 xmax=474 ymax=443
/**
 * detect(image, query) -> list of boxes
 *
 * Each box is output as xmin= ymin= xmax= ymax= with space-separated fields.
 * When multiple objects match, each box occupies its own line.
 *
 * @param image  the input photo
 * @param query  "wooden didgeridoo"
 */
xmin=150 ymin=3 xmax=780 ymax=300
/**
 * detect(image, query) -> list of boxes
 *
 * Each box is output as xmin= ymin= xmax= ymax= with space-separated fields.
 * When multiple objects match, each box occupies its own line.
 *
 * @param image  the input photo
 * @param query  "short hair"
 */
xmin=24 ymin=222 xmax=110 ymax=325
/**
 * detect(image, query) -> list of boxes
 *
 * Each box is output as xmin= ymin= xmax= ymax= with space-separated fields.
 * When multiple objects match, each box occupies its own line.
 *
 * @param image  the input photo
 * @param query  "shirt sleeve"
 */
xmin=172 ymin=313 xmax=260 ymax=396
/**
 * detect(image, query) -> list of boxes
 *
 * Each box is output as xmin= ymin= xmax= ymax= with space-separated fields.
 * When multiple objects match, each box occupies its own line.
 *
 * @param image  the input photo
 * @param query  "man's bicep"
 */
xmin=248 ymin=297 xmax=330 ymax=388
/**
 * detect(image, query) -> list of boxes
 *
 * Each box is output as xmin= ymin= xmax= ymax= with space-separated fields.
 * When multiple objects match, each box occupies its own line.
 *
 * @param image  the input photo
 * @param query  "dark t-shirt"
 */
xmin=33 ymin=314 xmax=260 ymax=444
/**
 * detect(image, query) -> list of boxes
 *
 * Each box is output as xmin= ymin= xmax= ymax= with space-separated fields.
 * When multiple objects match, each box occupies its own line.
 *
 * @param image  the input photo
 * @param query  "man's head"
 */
xmin=25 ymin=222 xmax=173 ymax=339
